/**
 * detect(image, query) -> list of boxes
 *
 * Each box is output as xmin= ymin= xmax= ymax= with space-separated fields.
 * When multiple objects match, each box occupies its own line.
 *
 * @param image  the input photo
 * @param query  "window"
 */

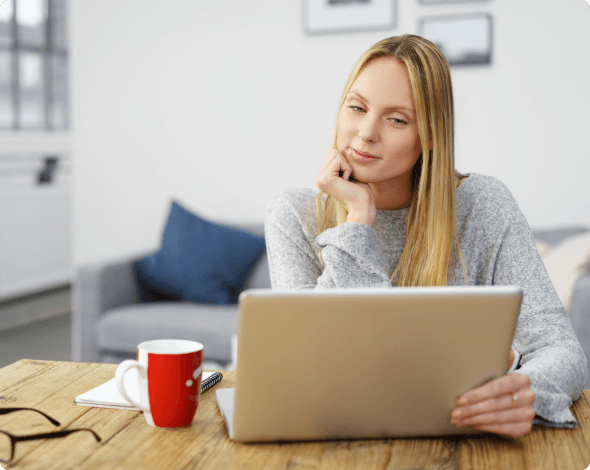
xmin=0 ymin=0 xmax=68 ymax=130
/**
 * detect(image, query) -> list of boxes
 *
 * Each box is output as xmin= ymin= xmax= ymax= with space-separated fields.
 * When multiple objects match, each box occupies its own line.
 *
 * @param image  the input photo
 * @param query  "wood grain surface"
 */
xmin=0 ymin=359 xmax=589 ymax=470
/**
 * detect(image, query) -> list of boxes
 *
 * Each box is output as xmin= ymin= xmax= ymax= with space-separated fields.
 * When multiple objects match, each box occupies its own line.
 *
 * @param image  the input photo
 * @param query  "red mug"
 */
xmin=115 ymin=339 xmax=204 ymax=428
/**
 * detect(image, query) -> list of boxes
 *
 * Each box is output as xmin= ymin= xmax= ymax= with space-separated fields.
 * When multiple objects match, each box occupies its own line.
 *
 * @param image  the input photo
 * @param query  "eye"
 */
xmin=389 ymin=117 xmax=407 ymax=125
xmin=348 ymin=105 xmax=365 ymax=113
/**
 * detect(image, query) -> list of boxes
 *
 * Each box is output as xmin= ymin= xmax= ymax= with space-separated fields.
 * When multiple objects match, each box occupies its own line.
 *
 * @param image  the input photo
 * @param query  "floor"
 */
xmin=0 ymin=287 xmax=227 ymax=370
xmin=0 ymin=311 xmax=226 ymax=371
xmin=0 ymin=312 xmax=72 ymax=369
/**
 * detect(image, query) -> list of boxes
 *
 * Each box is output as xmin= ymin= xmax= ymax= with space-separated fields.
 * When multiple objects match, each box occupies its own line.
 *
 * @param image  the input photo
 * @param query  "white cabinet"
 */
xmin=0 ymin=154 xmax=72 ymax=300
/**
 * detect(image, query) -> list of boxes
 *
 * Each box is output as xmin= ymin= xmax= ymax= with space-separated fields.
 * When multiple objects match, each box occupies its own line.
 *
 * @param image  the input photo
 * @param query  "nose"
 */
xmin=357 ymin=115 xmax=379 ymax=143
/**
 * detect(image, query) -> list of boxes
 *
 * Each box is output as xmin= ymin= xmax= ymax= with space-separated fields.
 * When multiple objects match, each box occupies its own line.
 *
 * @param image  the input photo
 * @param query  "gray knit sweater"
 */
xmin=264 ymin=172 xmax=587 ymax=426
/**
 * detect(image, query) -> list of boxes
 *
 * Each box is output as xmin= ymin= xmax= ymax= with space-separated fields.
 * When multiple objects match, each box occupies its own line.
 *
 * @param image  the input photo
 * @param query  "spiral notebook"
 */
xmin=217 ymin=286 xmax=523 ymax=442
xmin=75 ymin=370 xmax=223 ymax=410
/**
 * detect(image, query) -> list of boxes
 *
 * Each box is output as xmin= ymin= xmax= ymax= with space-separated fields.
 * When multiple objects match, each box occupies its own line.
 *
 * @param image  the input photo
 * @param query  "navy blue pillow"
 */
xmin=134 ymin=201 xmax=266 ymax=305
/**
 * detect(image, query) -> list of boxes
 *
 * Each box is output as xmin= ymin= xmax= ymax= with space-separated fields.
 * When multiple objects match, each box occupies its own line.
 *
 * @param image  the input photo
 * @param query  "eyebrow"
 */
xmin=347 ymin=91 xmax=416 ymax=118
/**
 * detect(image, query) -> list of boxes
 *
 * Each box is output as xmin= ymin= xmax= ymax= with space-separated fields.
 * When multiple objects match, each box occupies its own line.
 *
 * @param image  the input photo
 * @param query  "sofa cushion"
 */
xmin=243 ymin=251 xmax=271 ymax=290
xmin=570 ymin=273 xmax=590 ymax=388
xmin=230 ymin=223 xmax=270 ymax=290
xmin=134 ymin=201 xmax=266 ymax=305
xmin=532 ymin=226 xmax=589 ymax=247
xmin=97 ymin=302 xmax=240 ymax=362
xmin=536 ymin=231 xmax=590 ymax=313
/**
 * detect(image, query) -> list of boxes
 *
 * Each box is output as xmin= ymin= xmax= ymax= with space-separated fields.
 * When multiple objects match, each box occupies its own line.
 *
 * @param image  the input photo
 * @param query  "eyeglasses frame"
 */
xmin=0 ymin=408 xmax=101 ymax=464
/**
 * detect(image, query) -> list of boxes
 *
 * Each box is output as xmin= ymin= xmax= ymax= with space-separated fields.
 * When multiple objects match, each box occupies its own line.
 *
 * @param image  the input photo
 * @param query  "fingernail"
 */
xmin=457 ymin=396 xmax=468 ymax=406
xmin=451 ymin=409 xmax=461 ymax=419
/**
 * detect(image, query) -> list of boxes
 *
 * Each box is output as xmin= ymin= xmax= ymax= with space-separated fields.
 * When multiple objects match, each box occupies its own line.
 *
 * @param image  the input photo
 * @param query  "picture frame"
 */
xmin=303 ymin=0 xmax=396 ymax=35
xmin=419 ymin=0 xmax=489 ymax=4
xmin=419 ymin=14 xmax=493 ymax=66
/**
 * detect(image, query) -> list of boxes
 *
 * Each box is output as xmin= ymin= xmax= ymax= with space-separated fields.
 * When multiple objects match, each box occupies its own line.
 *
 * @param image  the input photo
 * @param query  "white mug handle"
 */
xmin=115 ymin=360 xmax=150 ymax=412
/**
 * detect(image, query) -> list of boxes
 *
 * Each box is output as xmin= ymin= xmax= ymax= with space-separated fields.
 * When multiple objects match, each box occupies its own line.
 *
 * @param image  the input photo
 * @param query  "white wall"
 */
xmin=70 ymin=0 xmax=590 ymax=266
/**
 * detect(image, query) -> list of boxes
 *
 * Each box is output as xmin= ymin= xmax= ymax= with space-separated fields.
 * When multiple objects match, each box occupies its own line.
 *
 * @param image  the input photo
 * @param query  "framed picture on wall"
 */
xmin=419 ymin=14 xmax=493 ymax=66
xmin=303 ymin=0 xmax=396 ymax=34
xmin=419 ymin=0 xmax=489 ymax=4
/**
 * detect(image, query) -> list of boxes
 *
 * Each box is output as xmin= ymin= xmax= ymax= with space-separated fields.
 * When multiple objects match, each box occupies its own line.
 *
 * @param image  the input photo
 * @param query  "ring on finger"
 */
xmin=512 ymin=394 xmax=518 ymax=407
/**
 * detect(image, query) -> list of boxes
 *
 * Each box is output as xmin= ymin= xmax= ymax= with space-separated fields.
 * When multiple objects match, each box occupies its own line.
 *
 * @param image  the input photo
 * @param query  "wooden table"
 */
xmin=1 ymin=360 xmax=590 ymax=469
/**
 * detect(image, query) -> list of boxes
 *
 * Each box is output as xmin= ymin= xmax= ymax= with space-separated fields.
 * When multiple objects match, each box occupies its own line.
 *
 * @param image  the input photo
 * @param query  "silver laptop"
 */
xmin=216 ymin=286 xmax=523 ymax=442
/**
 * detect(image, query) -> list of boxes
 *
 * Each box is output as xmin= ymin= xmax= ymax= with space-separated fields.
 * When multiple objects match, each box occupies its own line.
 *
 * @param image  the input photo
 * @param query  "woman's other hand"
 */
xmin=315 ymin=148 xmax=376 ymax=225
xmin=451 ymin=372 xmax=536 ymax=437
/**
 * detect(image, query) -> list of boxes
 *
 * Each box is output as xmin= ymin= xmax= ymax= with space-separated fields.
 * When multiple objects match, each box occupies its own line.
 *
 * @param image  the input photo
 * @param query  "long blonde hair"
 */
xmin=316 ymin=34 xmax=467 ymax=286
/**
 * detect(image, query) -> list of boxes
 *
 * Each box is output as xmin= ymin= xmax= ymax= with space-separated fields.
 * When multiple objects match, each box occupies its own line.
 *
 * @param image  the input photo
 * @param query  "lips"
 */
xmin=352 ymin=148 xmax=379 ymax=162
xmin=352 ymin=148 xmax=378 ymax=158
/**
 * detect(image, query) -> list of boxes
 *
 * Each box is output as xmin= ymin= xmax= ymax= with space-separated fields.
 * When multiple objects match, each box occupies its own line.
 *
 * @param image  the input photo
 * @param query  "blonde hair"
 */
xmin=316 ymin=34 xmax=467 ymax=286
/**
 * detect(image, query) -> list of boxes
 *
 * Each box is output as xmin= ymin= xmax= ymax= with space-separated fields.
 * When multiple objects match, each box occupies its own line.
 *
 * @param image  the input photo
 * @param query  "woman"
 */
xmin=264 ymin=35 xmax=586 ymax=437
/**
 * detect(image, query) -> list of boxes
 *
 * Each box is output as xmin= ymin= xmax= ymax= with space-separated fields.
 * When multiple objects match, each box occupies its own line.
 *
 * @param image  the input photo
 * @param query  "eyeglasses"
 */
xmin=0 ymin=408 xmax=101 ymax=464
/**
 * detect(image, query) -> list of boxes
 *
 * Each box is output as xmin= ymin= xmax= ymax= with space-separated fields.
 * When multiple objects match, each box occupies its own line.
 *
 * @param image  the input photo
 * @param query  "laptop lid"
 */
xmin=227 ymin=286 xmax=523 ymax=442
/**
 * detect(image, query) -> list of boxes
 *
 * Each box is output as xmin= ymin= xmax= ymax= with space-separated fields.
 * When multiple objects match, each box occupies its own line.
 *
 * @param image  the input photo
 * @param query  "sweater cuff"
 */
xmin=532 ymin=416 xmax=576 ymax=429
xmin=315 ymin=223 xmax=391 ymax=287
xmin=315 ymin=222 xmax=385 ymax=266
xmin=515 ymin=368 xmax=580 ymax=426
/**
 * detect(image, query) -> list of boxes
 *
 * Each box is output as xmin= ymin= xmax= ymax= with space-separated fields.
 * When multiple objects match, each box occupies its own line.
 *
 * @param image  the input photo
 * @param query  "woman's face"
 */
xmin=336 ymin=57 xmax=423 ymax=197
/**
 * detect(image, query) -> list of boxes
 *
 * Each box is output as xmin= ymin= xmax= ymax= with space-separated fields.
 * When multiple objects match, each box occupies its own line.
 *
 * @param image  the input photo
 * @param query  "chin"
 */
xmin=350 ymin=169 xmax=376 ymax=184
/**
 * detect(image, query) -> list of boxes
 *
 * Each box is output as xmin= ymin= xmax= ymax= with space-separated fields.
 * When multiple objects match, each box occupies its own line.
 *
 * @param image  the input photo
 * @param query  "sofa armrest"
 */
xmin=243 ymin=250 xmax=271 ymax=290
xmin=570 ymin=271 xmax=590 ymax=387
xmin=71 ymin=253 xmax=148 ymax=363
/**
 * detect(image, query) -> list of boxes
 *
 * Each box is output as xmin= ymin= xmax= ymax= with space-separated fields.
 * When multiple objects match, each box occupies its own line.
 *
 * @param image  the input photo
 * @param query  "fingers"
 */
xmin=452 ymin=399 xmax=536 ymax=426
xmin=468 ymin=421 xmax=534 ymax=438
xmin=315 ymin=147 xmax=377 ymax=225
xmin=315 ymin=149 xmax=352 ymax=189
xmin=452 ymin=388 xmax=536 ymax=420
xmin=341 ymin=164 xmax=352 ymax=181
xmin=451 ymin=373 xmax=536 ymax=438
xmin=316 ymin=148 xmax=368 ymax=203
xmin=318 ymin=148 xmax=348 ymax=175
xmin=456 ymin=373 xmax=531 ymax=406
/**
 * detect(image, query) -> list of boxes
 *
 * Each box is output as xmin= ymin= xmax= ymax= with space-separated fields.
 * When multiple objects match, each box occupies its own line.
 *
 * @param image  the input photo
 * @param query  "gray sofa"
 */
xmin=72 ymin=224 xmax=590 ymax=384
xmin=71 ymin=223 xmax=269 ymax=365
xmin=531 ymin=226 xmax=590 ymax=387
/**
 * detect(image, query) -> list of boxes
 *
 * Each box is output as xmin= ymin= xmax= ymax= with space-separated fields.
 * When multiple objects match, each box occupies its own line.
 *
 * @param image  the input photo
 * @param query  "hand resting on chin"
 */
xmin=315 ymin=148 xmax=376 ymax=226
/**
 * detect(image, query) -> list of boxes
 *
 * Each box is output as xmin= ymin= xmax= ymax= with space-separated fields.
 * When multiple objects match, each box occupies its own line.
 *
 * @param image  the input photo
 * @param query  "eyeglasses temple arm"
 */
xmin=13 ymin=428 xmax=102 ymax=443
xmin=0 ymin=408 xmax=60 ymax=426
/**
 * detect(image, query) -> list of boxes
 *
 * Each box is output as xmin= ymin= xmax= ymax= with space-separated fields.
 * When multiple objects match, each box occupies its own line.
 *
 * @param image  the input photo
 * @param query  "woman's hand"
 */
xmin=451 ymin=368 xmax=536 ymax=437
xmin=315 ymin=148 xmax=376 ymax=225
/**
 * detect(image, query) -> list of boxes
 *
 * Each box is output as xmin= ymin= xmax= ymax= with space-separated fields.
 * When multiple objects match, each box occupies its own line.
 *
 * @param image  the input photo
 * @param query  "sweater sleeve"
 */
xmin=264 ymin=190 xmax=392 ymax=290
xmin=490 ymin=199 xmax=587 ymax=425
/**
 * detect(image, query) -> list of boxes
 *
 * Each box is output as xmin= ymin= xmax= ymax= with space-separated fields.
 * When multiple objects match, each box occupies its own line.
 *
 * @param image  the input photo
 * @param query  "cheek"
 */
xmin=404 ymin=132 xmax=423 ymax=158
xmin=382 ymin=135 xmax=422 ymax=165
xmin=336 ymin=113 xmax=349 ymax=148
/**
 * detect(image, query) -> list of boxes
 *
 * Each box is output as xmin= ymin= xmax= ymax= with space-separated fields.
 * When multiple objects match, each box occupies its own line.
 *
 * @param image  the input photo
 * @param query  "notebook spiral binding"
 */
xmin=201 ymin=372 xmax=223 ymax=393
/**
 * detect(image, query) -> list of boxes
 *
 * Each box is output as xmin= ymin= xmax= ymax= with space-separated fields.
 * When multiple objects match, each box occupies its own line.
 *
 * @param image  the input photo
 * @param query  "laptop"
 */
xmin=216 ymin=286 xmax=523 ymax=442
